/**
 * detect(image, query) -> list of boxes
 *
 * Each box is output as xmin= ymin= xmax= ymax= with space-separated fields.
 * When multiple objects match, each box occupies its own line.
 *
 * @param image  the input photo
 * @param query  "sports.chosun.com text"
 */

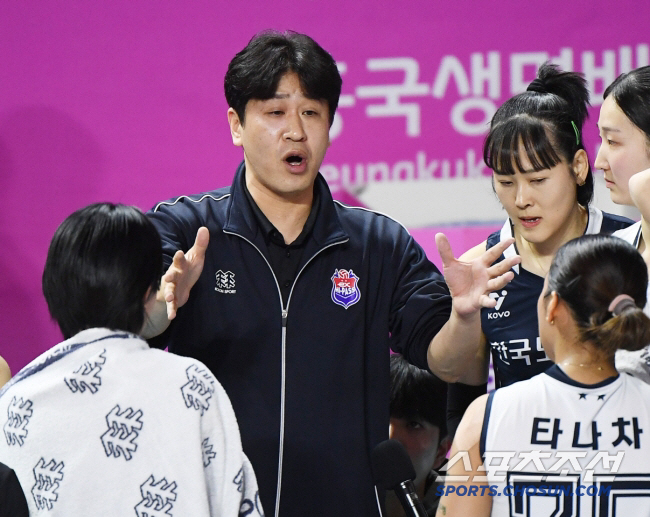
xmin=436 ymin=484 xmax=611 ymax=497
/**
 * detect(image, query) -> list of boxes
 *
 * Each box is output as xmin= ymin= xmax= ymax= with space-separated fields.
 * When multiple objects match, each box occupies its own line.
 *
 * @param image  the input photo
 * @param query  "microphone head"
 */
xmin=371 ymin=439 xmax=416 ymax=490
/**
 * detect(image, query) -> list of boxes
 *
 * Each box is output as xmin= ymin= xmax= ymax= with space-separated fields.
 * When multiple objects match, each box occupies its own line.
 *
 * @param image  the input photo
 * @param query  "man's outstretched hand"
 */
xmin=435 ymin=233 xmax=520 ymax=318
xmin=160 ymin=226 xmax=210 ymax=320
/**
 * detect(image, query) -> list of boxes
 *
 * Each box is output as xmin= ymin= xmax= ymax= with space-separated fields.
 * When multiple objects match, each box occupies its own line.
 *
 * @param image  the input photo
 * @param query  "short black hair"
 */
xmin=224 ymin=30 xmax=342 ymax=126
xmin=42 ymin=203 xmax=163 ymax=339
xmin=484 ymin=63 xmax=594 ymax=207
xmin=389 ymin=354 xmax=448 ymax=437
xmin=604 ymin=66 xmax=650 ymax=146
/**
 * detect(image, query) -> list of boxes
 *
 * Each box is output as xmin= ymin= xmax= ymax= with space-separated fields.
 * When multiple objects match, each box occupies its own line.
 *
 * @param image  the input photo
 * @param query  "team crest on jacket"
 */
xmin=331 ymin=269 xmax=361 ymax=309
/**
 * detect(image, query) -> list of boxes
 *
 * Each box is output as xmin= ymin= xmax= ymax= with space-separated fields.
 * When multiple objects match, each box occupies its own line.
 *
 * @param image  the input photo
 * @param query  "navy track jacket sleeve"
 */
xmin=387 ymin=231 xmax=451 ymax=370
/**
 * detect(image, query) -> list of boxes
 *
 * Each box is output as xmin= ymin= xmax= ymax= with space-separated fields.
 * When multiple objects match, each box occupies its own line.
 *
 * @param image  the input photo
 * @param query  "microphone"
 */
xmin=371 ymin=439 xmax=428 ymax=517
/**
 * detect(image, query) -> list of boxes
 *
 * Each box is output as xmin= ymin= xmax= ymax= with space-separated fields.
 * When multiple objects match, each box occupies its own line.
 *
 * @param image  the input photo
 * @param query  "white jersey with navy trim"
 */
xmin=481 ymin=206 xmax=633 ymax=387
xmin=482 ymin=365 xmax=650 ymax=517
xmin=613 ymin=221 xmax=650 ymax=384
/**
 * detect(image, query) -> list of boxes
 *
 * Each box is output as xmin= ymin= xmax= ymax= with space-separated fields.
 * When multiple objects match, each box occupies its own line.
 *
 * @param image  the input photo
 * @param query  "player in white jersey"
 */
xmin=436 ymin=234 xmax=650 ymax=517
xmin=595 ymin=66 xmax=650 ymax=382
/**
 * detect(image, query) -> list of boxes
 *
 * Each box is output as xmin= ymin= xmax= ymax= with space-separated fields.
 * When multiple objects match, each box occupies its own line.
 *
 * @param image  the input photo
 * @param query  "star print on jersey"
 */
xmin=100 ymin=404 xmax=144 ymax=460
xmin=135 ymin=475 xmax=177 ymax=517
xmin=579 ymin=393 xmax=587 ymax=400
xmin=4 ymin=396 xmax=33 ymax=447
xmin=31 ymin=458 xmax=64 ymax=511
xmin=64 ymin=349 xmax=107 ymax=394
xmin=202 ymin=438 xmax=216 ymax=467
xmin=181 ymin=365 xmax=215 ymax=415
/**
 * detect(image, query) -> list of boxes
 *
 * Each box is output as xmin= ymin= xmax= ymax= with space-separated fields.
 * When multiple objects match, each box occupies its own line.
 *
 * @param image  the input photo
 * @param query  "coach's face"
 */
xmin=228 ymin=72 xmax=331 ymax=205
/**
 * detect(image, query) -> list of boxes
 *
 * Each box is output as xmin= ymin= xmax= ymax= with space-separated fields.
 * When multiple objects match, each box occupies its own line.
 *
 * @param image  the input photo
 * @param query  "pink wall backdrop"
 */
xmin=1 ymin=0 xmax=648 ymax=373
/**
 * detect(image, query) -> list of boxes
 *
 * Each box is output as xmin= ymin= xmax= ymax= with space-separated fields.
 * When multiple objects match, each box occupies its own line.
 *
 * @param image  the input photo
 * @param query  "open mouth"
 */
xmin=520 ymin=217 xmax=541 ymax=227
xmin=286 ymin=154 xmax=304 ymax=166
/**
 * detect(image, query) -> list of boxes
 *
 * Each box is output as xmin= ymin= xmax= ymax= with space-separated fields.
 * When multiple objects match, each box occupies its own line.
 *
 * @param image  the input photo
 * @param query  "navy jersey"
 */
xmin=482 ymin=207 xmax=633 ymax=388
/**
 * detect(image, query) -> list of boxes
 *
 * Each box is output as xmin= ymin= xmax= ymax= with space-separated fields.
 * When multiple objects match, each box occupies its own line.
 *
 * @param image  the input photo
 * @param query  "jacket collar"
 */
xmin=223 ymin=161 xmax=349 ymax=250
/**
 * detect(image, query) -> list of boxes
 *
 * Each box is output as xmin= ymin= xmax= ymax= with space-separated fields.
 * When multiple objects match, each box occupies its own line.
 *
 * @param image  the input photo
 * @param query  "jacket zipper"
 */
xmin=224 ymin=229 xmax=348 ymax=517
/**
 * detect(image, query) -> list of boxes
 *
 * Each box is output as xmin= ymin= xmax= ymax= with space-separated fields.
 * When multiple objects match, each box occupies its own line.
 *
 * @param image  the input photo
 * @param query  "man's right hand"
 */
xmin=435 ymin=233 xmax=519 ymax=318
xmin=159 ymin=226 xmax=210 ymax=320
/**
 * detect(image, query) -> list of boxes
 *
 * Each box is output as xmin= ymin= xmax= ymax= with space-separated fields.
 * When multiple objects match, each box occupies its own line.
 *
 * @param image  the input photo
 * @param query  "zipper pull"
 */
xmin=282 ymin=310 xmax=288 ymax=328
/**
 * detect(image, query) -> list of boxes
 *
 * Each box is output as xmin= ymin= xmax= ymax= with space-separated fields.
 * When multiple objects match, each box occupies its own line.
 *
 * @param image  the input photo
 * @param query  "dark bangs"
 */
xmin=484 ymin=115 xmax=562 ymax=175
xmin=224 ymin=31 xmax=342 ymax=126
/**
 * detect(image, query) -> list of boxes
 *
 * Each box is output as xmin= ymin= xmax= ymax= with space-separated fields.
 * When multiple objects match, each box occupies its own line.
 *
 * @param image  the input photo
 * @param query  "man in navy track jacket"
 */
xmin=144 ymin=30 xmax=517 ymax=517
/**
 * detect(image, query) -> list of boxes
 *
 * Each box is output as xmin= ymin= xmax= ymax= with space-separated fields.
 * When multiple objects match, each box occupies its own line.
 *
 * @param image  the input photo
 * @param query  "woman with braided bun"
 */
xmin=595 ymin=66 xmax=650 ymax=382
xmin=443 ymin=63 xmax=633 ymax=438
xmin=437 ymin=234 xmax=650 ymax=517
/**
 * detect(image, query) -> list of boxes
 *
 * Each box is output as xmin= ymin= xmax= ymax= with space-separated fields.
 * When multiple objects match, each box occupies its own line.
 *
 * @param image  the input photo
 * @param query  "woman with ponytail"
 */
xmin=596 ymin=66 xmax=650 ymax=381
xmin=444 ymin=63 xmax=633 ymax=437
xmin=437 ymin=234 xmax=650 ymax=517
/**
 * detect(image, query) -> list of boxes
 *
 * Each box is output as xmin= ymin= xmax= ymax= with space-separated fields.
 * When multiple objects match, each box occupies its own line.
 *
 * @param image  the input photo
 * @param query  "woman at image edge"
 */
xmin=445 ymin=63 xmax=632 ymax=436
xmin=437 ymin=234 xmax=650 ymax=516
xmin=595 ymin=65 xmax=650 ymax=382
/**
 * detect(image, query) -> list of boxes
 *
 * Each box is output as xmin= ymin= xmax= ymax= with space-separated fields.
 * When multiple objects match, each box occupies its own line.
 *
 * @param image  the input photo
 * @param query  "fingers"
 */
xmin=485 ymin=270 xmax=515 ymax=293
xmin=168 ymin=249 xmax=187 ymax=273
xmin=483 ymin=254 xmax=517 ymax=301
xmin=191 ymin=227 xmax=210 ymax=258
xmin=487 ymin=255 xmax=520 ymax=279
xmin=162 ymin=277 xmax=178 ymax=319
xmin=162 ymin=249 xmax=186 ymax=319
xmin=161 ymin=229 xmax=209 ymax=320
xmin=435 ymin=233 xmax=455 ymax=268
xmin=164 ymin=276 xmax=178 ymax=320
xmin=479 ymin=271 xmax=515 ymax=308
xmin=166 ymin=299 xmax=178 ymax=320
xmin=478 ymin=293 xmax=497 ymax=308
xmin=480 ymin=237 xmax=517 ymax=266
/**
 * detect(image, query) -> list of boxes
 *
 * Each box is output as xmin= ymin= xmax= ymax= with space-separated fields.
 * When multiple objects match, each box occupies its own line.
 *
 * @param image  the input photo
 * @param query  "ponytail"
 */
xmin=581 ymin=302 xmax=650 ymax=356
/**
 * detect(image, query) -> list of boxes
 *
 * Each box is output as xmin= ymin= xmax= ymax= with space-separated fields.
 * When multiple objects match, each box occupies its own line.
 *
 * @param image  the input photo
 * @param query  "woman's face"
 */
xmin=493 ymin=149 xmax=584 ymax=246
xmin=595 ymin=95 xmax=650 ymax=206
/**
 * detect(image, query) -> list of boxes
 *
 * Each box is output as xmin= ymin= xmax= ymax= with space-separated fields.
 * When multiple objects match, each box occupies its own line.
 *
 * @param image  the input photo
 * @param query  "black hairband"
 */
xmin=527 ymin=78 xmax=546 ymax=94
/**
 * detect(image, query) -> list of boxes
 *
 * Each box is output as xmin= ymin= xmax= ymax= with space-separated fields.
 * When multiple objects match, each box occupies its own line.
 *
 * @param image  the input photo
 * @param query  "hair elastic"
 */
xmin=526 ymin=78 xmax=546 ymax=93
xmin=608 ymin=294 xmax=637 ymax=316
xmin=571 ymin=121 xmax=580 ymax=146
